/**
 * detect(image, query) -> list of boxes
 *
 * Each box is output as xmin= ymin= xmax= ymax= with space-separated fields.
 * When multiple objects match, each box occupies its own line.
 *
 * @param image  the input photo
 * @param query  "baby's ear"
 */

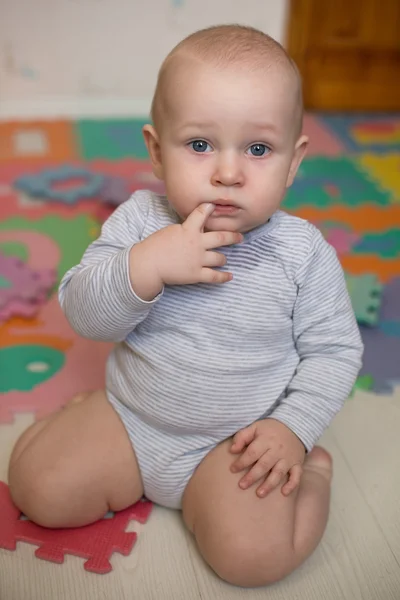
xmin=286 ymin=135 xmax=308 ymax=188
xmin=142 ymin=125 xmax=164 ymax=180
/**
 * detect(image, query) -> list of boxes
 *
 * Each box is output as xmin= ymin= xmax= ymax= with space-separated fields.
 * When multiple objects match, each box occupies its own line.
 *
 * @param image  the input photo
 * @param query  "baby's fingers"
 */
xmin=256 ymin=460 xmax=289 ymax=498
xmin=237 ymin=451 xmax=275 ymax=490
xmin=203 ymin=230 xmax=243 ymax=250
xmin=203 ymin=251 xmax=227 ymax=268
xmin=230 ymin=425 xmax=256 ymax=454
xmin=230 ymin=437 xmax=265 ymax=473
xmin=184 ymin=203 xmax=215 ymax=231
xmin=199 ymin=267 xmax=232 ymax=284
xmin=281 ymin=464 xmax=303 ymax=496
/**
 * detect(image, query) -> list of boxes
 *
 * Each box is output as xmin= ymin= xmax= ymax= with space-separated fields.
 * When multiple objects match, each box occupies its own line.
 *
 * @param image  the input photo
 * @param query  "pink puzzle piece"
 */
xmin=0 ymin=230 xmax=61 ymax=273
xmin=325 ymin=228 xmax=360 ymax=255
xmin=0 ymin=252 xmax=55 ymax=301
xmin=0 ymin=481 xmax=153 ymax=574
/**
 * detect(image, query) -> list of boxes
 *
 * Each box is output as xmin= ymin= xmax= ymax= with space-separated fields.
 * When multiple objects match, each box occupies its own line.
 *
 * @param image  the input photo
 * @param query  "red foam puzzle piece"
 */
xmin=0 ymin=481 xmax=152 ymax=574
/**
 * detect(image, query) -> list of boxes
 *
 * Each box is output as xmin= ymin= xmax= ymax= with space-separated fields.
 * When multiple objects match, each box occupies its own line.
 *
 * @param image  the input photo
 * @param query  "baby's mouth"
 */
xmin=212 ymin=202 xmax=240 ymax=215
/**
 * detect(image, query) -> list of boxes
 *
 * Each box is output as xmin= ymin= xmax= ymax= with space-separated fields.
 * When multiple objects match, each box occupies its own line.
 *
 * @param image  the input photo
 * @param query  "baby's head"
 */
xmin=143 ymin=24 xmax=308 ymax=233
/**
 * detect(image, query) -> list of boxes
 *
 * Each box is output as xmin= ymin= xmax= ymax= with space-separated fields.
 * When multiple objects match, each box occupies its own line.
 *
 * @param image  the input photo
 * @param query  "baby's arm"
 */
xmin=60 ymin=198 xmax=240 ymax=343
xmin=269 ymin=229 xmax=364 ymax=452
xmin=59 ymin=193 xmax=162 ymax=342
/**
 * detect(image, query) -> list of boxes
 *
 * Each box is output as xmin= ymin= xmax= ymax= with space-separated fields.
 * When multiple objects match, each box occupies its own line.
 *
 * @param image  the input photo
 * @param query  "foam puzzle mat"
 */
xmin=0 ymin=481 xmax=153 ymax=573
xmin=0 ymin=114 xmax=400 ymax=426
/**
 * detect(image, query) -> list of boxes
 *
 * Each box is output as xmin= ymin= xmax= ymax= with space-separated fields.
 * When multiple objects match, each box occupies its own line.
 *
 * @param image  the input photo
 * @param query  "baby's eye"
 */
xmin=190 ymin=140 xmax=212 ymax=153
xmin=246 ymin=144 xmax=270 ymax=157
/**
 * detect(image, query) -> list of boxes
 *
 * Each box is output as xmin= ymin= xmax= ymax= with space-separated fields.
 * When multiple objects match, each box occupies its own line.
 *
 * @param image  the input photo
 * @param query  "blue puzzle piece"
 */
xmin=353 ymin=230 xmax=400 ymax=258
xmin=368 ymin=379 xmax=400 ymax=395
xmin=14 ymin=165 xmax=105 ymax=204
xmin=320 ymin=114 xmax=400 ymax=153
xmin=379 ymin=321 xmax=400 ymax=337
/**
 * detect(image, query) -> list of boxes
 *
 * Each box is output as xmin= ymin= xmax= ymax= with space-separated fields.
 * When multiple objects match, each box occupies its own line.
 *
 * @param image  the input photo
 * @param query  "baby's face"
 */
xmin=147 ymin=60 xmax=307 ymax=233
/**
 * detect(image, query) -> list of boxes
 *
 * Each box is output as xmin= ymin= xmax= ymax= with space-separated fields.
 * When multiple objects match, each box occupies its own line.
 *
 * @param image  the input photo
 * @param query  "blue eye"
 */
xmin=247 ymin=144 xmax=269 ymax=157
xmin=190 ymin=140 xmax=211 ymax=153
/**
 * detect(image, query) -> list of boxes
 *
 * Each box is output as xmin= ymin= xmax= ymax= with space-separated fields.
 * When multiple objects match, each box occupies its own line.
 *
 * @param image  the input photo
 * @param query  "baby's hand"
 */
xmin=230 ymin=419 xmax=305 ymax=497
xmin=144 ymin=203 xmax=243 ymax=287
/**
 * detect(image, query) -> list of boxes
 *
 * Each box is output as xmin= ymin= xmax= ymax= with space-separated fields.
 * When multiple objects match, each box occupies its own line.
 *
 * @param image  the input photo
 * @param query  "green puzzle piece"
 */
xmin=0 ymin=215 xmax=100 ymax=283
xmin=285 ymin=156 xmax=391 ymax=209
xmin=345 ymin=274 xmax=382 ymax=326
xmin=0 ymin=344 xmax=65 ymax=392
xmin=350 ymin=374 xmax=375 ymax=397
xmin=298 ymin=157 xmax=359 ymax=178
xmin=0 ymin=242 xmax=29 ymax=261
xmin=76 ymin=118 xmax=149 ymax=160
xmin=0 ymin=275 xmax=11 ymax=288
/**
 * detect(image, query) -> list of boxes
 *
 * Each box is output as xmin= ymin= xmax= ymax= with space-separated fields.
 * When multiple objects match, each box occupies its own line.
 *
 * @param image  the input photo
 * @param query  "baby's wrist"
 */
xmin=129 ymin=240 xmax=164 ymax=301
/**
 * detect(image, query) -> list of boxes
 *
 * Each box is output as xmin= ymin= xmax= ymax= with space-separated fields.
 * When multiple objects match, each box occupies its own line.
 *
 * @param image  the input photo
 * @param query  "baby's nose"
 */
xmin=211 ymin=153 xmax=244 ymax=187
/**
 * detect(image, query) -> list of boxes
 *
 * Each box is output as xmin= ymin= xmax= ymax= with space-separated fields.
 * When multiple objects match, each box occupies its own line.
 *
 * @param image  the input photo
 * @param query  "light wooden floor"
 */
xmin=1 ymin=389 xmax=399 ymax=600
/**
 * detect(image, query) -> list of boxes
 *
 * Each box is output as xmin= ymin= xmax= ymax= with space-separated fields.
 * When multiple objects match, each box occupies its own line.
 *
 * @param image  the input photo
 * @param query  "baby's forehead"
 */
xmin=163 ymin=55 xmax=301 ymax=118
xmin=152 ymin=32 xmax=303 ymax=134
xmin=162 ymin=54 xmax=300 ymax=108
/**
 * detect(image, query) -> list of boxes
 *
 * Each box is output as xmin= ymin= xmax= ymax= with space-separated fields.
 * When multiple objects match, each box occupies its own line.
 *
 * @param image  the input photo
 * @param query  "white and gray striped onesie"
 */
xmin=59 ymin=191 xmax=363 ymax=509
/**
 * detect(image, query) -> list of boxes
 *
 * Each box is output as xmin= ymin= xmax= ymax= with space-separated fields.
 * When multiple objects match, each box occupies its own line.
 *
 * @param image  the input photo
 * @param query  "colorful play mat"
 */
xmin=0 ymin=113 xmax=399 ymax=425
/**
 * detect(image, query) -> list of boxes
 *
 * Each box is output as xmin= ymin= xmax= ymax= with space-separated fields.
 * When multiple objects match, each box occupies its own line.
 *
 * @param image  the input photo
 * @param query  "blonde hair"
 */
xmin=151 ymin=24 xmax=302 ymax=132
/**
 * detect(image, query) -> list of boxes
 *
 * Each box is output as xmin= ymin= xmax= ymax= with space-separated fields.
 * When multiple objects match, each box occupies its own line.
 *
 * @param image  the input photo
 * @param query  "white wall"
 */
xmin=0 ymin=0 xmax=288 ymax=119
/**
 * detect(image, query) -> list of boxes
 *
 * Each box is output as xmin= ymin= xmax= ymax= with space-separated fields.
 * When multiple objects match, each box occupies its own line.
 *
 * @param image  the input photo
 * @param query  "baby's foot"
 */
xmin=303 ymin=446 xmax=333 ymax=483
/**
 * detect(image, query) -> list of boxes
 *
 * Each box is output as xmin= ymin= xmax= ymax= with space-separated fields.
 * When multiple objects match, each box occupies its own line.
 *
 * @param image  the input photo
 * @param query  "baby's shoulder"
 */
xmin=273 ymin=210 xmax=325 ymax=245
xmin=119 ymin=189 xmax=168 ymax=217
xmin=120 ymin=190 xmax=178 ymax=235
xmin=269 ymin=211 xmax=332 ymax=272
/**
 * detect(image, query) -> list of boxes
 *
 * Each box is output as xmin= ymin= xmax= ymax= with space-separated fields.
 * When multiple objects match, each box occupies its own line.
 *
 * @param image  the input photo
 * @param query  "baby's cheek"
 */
xmin=167 ymin=169 xmax=193 ymax=197
xmin=165 ymin=191 xmax=197 ymax=222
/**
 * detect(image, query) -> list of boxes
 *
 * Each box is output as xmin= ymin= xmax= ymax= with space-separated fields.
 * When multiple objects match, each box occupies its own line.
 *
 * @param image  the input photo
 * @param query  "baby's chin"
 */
xmin=204 ymin=218 xmax=252 ymax=235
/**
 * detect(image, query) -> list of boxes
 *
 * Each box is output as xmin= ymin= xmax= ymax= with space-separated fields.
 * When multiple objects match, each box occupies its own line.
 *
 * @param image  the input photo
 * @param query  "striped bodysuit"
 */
xmin=59 ymin=191 xmax=363 ymax=508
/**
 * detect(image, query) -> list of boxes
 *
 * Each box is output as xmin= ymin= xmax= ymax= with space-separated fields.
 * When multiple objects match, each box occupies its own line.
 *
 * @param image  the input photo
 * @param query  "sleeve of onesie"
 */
xmin=269 ymin=228 xmax=364 ymax=452
xmin=58 ymin=192 xmax=163 ymax=343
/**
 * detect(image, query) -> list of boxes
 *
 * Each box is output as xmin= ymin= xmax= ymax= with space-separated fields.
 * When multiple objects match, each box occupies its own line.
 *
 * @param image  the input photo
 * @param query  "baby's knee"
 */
xmin=200 ymin=530 xmax=296 ymax=588
xmin=8 ymin=457 xmax=71 ymax=528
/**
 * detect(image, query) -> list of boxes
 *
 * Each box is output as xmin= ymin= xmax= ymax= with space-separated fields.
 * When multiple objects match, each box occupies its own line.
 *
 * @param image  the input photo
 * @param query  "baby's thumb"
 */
xmin=231 ymin=425 xmax=255 ymax=453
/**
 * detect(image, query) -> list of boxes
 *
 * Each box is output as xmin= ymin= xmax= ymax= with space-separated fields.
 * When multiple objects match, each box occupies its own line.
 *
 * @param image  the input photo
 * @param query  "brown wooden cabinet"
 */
xmin=286 ymin=0 xmax=400 ymax=111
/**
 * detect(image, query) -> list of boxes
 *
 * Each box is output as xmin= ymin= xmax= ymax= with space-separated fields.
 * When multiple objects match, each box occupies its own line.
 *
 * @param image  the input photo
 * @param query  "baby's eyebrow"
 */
xmin=177 ymin=121 xmax=216 ymax=132
xmin=177 ymin=122 xmax=279 ymax=136
xmin=247 ymin=122 xmax=278 ymax=134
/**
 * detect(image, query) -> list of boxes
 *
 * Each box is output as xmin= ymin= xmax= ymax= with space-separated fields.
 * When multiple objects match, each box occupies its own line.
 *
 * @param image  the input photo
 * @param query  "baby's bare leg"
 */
xmin=182 ymin=441 xmax=332 ymax=588
xmin=10 ymin=392 xmax=91 ymax=465
xmin=8 ymin=390 xmax=143 ymax=528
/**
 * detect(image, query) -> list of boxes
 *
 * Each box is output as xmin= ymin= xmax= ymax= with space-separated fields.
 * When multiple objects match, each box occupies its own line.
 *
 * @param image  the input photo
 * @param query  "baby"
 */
xmin=8 ymin=25 xmax=363 ymax=587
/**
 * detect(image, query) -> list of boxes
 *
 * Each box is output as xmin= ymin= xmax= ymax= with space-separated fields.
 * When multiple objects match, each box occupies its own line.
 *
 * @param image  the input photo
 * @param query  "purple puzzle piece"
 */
xmin=0 ymin=294 xmax=48 ymax=322
xmin=99 ymin=177 xmax=130 ymax=206
xmin=379 ymin=277 xmax=400 ymax=322
xmin=359 ymin=325 xmax=400 ymax=393
xmin=0 ymin=252 xmax=56 ymax=310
